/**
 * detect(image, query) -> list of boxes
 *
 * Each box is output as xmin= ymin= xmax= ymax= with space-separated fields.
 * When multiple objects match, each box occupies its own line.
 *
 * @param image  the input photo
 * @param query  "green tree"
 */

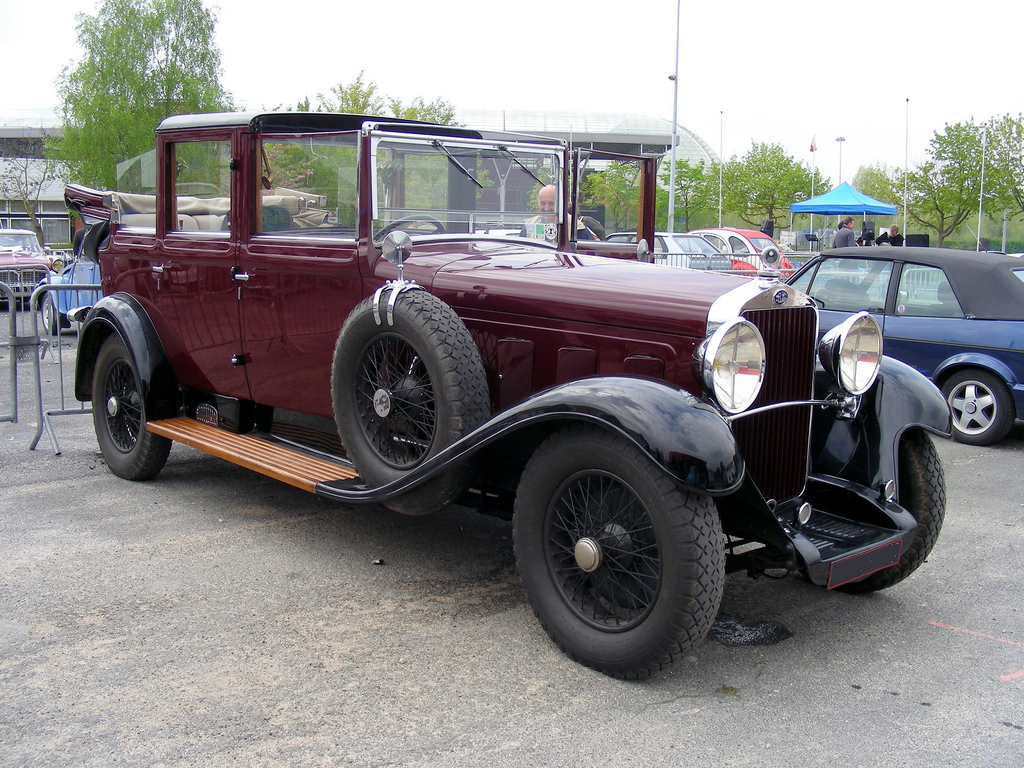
xmin=906 ymin=120 xmax=985 ymax=246
xmin=657 ymin=160 xmax=715 ymax=230
xmin=852 ymin=164 xmax=903 ymax=209
xmin=318 ymin=71 xmax=458 ymax=125
xmin=722 ymin=142 xmax=822 ymax=227
xmin=52 ymin=0 xmax=232 ymax=189
xmin=988 ymin=113 xmax=1024 ymax=218
xmin=582 ymin=162 xmax=641 ymax=232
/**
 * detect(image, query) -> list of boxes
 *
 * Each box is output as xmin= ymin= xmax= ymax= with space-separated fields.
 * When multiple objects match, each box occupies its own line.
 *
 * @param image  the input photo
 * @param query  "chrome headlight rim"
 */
xmin=696 ymin=317 xmax=766 ymax=414
xmin=818 ymin=311 xmax=883 ymax=396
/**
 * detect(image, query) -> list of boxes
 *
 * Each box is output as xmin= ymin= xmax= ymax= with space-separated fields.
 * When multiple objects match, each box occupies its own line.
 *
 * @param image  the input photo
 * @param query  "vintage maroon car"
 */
xmin=66 ymin=112 xmax=950 ymax=679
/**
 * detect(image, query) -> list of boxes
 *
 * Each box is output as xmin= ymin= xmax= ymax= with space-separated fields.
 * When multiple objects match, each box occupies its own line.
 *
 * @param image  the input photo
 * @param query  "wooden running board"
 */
xmin=146 ymin=417 xmax=358 ymax=493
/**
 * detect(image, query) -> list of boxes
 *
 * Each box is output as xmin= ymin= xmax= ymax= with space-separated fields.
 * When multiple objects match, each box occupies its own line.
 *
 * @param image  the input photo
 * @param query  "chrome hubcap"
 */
xmin=372 ymin=388 xmax=392 ymax=418
xmin=106 ymin=396 xmax=119 ymax=417
xmin=574 ymin=537 xmax=602 ymax=573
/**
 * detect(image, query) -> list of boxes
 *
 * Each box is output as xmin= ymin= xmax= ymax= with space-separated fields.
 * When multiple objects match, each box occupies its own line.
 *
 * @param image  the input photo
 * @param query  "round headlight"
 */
xmin=697 ymin=318 xmax=766 ymax=413
xmin=818 ymin=312 xmax=882 ymax=395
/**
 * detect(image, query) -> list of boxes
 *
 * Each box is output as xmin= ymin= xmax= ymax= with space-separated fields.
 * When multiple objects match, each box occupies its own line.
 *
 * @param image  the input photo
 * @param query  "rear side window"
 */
xmin=171 ymin=140 xmax=232 ymax=234
xmin=1014 ymin=269 xmax=1024 ymax=285
xmin=728 ymin=236 xmax=750 ymax=253
xmin=702 ymin=234 xmax=727 ymax=251
xmin=896 ymin=264 xmax=964 ymax=318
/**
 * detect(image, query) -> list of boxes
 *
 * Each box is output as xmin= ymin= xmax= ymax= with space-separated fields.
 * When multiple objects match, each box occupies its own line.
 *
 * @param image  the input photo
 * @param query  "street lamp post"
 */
xmin=836 ymin=136 xmax=846 ymax=185
xmin=666 ymin=0 xmax=680 ymax=234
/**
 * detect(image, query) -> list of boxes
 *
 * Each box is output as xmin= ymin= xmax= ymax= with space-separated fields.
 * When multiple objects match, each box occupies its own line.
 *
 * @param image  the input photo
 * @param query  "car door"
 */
xmin=151 ymin=133 xmax=249 ymax=400
xmin=236 ymin=132 xmax=364 ymax=418
xmin=882 ymin=263 xmax=965 ymax=379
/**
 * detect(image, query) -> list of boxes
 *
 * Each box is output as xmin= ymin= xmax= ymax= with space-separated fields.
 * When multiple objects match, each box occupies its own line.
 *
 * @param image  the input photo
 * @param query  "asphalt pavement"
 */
xmin=2 ymin=325 xmax=1022 ymax=767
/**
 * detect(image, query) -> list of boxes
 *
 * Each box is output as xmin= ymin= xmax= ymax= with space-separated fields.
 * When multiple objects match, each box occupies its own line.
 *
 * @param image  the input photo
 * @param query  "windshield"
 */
xmin=0 ymin=232 xmax=43 ymax=253
xmin=372 ymin=135 xmax=562 ymax=243
xmin=749 ymin=236 xmax=779 ymax=252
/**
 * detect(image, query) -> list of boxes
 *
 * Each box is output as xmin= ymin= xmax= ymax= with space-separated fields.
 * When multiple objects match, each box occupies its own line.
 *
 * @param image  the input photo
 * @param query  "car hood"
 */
xmin=377 ymin=239 xmax=750 ymax=339
xmin=0 ymin=249 xmax=50 ymax=268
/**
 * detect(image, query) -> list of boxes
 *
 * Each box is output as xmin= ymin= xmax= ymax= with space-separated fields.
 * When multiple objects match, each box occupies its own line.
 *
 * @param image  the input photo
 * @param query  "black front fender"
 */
xmin=317 ymin=376 xmax=744 ymax=504
xmin=810 ymin=356 xmax=951 ymax=492
xmin=75 ymin=292 xmax=178 ymax=419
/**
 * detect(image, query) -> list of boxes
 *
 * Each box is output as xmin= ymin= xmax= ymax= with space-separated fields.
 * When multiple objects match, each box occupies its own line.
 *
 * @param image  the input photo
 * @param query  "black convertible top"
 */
xmin=825 ymin=246 xmax=1024 ymax=320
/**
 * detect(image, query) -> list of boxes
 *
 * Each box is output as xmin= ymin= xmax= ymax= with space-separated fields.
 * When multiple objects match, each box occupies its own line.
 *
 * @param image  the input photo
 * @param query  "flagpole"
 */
xmin=810 ymin=135 xmax=816 ymax=242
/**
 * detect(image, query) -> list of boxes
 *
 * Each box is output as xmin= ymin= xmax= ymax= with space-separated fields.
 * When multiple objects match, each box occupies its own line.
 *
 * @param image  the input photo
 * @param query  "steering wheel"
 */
xmin=378 ymin=215 xmax=446 ymax=238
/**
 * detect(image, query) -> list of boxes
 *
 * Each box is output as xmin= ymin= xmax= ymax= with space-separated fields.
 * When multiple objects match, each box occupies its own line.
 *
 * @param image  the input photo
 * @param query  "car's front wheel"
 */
xmin=942 ymin=368 xmax=1015 ymax=446
xmin=513 ymin=425 xmax=725 ymax=679
xmin=839 ymin=430 xmax=945 ymax=593
xmin=92 ymin=335 xmax=171 ymax=480
xmin=39 ymin=294 xmax=70 ymax=335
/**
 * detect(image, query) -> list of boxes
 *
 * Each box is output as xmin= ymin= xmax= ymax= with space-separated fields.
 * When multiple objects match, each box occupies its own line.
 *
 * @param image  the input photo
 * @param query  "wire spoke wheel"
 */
xmin=104 ymin=358 xmax=144 ymax=453
xmin=354 ymin=334 xmax=437 ymax=468
xmin=332 ymin=291 xmax=490 ymax=514
xmin=91 ymin=335 xmax=171 ymax=481
xmin=546 ymin=471 xmax=661 ymax=630
xmin=514 ymin=425 xmax=724 ymax=679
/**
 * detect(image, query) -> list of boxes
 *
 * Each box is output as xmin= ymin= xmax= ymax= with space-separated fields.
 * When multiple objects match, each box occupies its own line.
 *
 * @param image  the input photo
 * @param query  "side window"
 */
xmin=896 ymin=265 xmax=964 ymax=318
xmin=171 ymin=140 xmax=232 ymax=233
xmin=703 ymin=234 xmax=726 ymax=251
xmin=728 ymin=236 xmax=749 ymax=253
xmin=258 ymin=134 xmax=358 ymax=237
xmin=790 ymin=266 xmax=814 ymax=294
xmin=653 ymin=237 xmax=668 ymax=253
xmin=808 ymin=258 xmax=893 ymax=312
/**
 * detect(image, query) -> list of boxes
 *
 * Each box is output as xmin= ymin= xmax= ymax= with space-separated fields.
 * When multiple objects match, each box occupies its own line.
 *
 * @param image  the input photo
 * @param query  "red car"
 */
xmin=66 ymin=112 xmax=949 ymax=679
xmin=0 ymin=228 xmax=61 ymax=307
xmin=687 ymin=227 xmax=795 ymax=274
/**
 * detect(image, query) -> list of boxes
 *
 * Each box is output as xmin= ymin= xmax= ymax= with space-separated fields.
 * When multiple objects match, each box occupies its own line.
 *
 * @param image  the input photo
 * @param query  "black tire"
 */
xmin=39 ymin=294 xmax=69 ymax=335
xmin=839 ymin=430 xmax=945 ymax=594
xmin=92 ymin=335 xmax=171 ymax=481
xmin=513 ymin=425 xmax=725 ymax=679
xmin=941 ymin=368 xmax=1015 ymax=446
xmin=331 ymin=290 xmax=490 ymax=514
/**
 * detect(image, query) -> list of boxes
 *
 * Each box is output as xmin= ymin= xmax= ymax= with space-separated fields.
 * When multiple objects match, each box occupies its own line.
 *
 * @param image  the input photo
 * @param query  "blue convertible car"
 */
xmin=789 ymin=247 xmax=1024 ymax=445
xmin=37 ymin=228 xmax=102 ymax=335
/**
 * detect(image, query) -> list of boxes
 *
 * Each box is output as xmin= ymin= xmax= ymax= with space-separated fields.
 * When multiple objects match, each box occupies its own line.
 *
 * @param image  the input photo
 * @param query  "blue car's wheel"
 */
xmin=942 ymin=368 xmax=1015 ymax=446
xmin=39 ymin=294 xmax=70 ymax=335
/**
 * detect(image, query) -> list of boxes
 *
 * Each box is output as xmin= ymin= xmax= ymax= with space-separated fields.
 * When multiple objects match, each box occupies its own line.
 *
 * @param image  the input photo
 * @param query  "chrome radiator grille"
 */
xmin=0 ymin=267 xmax=47 ymax=294
xmin=732 ymin=306 xmax=818 ymax=502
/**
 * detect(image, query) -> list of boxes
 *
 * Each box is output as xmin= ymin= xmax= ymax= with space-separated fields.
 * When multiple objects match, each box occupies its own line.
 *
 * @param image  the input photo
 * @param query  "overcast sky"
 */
xmin=3 ymin=0 xmax=1021 ymax=190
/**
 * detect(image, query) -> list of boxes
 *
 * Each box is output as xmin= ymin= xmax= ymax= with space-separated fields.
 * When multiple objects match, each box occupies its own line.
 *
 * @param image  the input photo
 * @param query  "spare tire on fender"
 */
xmin=331 ymin=290 xmax=490 ymax=514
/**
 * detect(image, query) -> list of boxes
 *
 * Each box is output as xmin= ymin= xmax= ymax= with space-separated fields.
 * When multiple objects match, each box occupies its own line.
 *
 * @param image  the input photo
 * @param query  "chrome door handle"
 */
xmin=151 ymin=265 xmax=164 ymax=274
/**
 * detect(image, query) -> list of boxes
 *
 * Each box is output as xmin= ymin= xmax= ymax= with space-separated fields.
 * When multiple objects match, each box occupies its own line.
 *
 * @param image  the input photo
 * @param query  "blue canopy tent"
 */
xmin=791 ymin=182 xmax=898 ymax=216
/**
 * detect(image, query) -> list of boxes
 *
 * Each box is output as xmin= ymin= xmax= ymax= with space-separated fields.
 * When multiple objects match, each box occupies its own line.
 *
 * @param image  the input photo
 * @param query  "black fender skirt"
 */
xmin=316 ymin=376 xmax=743 ymax=505
xmin=74 ymin=292 xmax=178 ymax=420
xmin=810 ymin=355 xmax=951 ymax=491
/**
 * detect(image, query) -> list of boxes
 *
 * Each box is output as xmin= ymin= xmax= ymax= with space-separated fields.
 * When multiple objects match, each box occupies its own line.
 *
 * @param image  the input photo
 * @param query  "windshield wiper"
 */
xmin=431 ymin=140 xmax=483 ymax=188
xmin=497 ymin=145 xmax=545 ymax=186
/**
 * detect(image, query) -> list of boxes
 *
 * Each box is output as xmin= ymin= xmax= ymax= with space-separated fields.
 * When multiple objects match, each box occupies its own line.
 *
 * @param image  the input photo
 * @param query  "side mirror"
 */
xmin=381 ymin=230 xmax=413 ymax=283
xmin=637 ymin=238 xmax=652 ymax=263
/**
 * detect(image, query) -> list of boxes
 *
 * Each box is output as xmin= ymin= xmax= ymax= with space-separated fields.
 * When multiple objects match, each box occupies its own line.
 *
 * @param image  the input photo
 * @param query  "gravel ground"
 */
xmin=2 ymin=320 xmax=1023 ymax=767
